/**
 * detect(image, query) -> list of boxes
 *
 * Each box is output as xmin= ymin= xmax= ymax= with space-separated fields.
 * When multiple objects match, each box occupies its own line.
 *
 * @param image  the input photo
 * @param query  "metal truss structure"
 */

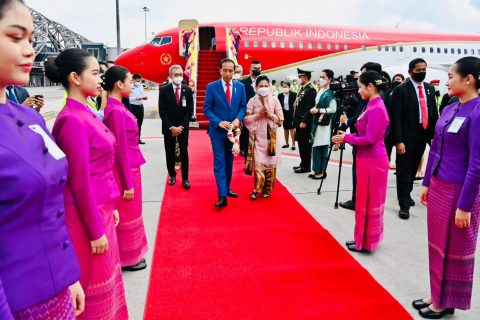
xmin=28 ymin=6 xmax=91 ymax=57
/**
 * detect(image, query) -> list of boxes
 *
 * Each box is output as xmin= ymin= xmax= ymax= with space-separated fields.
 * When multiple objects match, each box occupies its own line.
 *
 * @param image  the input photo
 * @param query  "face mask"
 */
xmin=411 ymin=71 xmax=426 ymax=83
xmin=172 ymin=76 xmax=183 ymax=85
xmin=233 ymin=73 xmax=241 ymax=80
xmin=392 ymin=81 xmax=402 ymax=88
xmin=283 ymin=88 xmax=290 ymax=93
xmin=251 ymin=69 xmax=261 ymax=77
xmin=257 ymin=87 xmax=270 ymax=96
xmin=318 ymin=78 xmax=327 ymax=87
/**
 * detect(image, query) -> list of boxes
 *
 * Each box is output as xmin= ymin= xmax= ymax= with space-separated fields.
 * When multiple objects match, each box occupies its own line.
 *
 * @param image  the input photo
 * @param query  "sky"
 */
xmin=25 ymin=0 xmax=480 ymax=49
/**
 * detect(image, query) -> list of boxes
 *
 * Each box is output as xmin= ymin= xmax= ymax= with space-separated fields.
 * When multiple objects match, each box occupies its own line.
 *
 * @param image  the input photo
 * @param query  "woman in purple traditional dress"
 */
xmin=413 ymin=56 xmax=480 ymax=319
xmin=0 ymin=0 xmax=84 ymax=318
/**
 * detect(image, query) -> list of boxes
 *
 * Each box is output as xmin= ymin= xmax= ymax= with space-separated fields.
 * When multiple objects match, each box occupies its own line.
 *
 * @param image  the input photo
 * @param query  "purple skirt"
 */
xmin=12 ymin=288 xmax=75 ymax=320
xmin=428 ymin=176 xmax=480 ymax=310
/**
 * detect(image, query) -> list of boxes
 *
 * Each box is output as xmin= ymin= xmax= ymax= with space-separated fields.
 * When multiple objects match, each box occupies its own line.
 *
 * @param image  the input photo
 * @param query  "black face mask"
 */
xmin=411 ymin=71 xmax=427 ymax=83
xmin=251 ymin=69 xmax=261 ymax=77
xmin=392 ymin=81 xmax=402 ymax=88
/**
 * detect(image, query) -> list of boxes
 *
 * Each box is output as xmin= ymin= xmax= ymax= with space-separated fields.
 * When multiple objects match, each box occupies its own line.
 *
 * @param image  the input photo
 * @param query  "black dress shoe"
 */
xmin=282 ymin=144 xmax=289 ymax=148
xmin=345 ymin=240 xmax=355 ymax=246
xmin=169 ymin=176 xmax=176 ymax=185
xmin=412 ymin=298 xmax=430 ymax=311
xmin=294 ymin=168 xmax=310 ymax=173
xmin=399 ymin=208 xmax=410 ymax=220
xmin=227 ymin=189 xmax=238 ymax=198
xmin=346 ymin=243 xmax=369 ymax=253
xmin=308 ymin=174 xmax=315 ymax=178
xmin=215 ymin=197 xmax=227 ymax=208
xmin=418 ymin=306 xmax=454 ymax=319
xmin=293 ymin=166 xmax=301 ymax=170
xmin=138 ymin=140 xmax=146 ymax=145
xmin=122 ymin=259 xmax=147 ymax=272
xmin=339 ymin=200 xmax=355 ymax=211
xmin=182 ymin=180 xmax=191 ymax=189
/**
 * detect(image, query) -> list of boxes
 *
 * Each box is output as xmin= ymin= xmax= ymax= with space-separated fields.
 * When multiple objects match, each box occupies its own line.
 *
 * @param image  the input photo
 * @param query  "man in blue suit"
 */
xmin=203 ymin=58 xmax=246 ymax=208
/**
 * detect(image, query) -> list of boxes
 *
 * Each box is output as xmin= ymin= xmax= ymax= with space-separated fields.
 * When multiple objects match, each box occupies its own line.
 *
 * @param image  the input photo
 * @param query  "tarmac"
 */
xmin=32 ymin=85 xmax=479 ymax=320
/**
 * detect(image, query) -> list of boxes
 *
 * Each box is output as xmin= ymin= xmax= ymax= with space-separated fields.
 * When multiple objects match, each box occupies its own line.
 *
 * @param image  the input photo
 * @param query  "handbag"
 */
xmin=317 ymin=109 xmax=331 ymax=126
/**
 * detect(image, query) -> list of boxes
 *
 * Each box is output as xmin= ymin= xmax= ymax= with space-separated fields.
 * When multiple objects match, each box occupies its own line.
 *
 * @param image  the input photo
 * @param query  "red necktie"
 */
xmin=418 ymin=85 xmax=428 ymax=129
xmin=175 ymin=86 xmax=180 ymax=105
xmin=225 ymin=82 xmax=231 ymax=106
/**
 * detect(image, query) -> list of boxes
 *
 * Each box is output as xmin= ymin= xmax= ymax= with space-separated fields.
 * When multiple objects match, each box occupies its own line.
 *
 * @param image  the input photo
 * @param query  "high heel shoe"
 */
xmin=412 ymin=298 xmax=430 ymax=310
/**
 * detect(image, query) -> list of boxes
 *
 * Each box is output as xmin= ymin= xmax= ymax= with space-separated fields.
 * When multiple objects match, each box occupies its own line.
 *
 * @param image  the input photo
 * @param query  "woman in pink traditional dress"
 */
xmin=332 ymin=71 xmax=389 ymax=253
xmin=46 ymin=49 xmax=129 ymax=320
xmin=412 ymin=56 xmax=480 ymax=319
xmin=103 ymin=66 xmax=148 ymax=271
xmin=243 ymin=75 xmax=284 ymax=199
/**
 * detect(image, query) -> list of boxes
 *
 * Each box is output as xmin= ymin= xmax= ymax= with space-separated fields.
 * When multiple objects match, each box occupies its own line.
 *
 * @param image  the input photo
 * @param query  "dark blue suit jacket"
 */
xmin=203 ymin=79 xmax=246 ymax=138
xmin=6 ymin=86 xmax=30 ymax=104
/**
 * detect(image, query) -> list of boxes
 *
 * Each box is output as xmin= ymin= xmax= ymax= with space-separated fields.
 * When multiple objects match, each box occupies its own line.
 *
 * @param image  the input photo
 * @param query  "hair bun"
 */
xmin=44 ymin=57 xmax=62 ymax=84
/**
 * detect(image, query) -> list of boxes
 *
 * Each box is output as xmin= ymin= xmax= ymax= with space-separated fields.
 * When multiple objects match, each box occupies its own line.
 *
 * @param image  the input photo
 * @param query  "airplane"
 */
xmin=115 ymin=21 xmax=480 ymax=125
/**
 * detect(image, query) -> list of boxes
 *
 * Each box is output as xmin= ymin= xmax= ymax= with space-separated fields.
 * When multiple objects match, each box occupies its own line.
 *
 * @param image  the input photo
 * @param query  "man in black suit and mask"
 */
xmin=390 ymin=58 xmax=439 ymax=219
xmin=158 ymin=64 xmax=194 ymax=189
xmin=239 ymin=60 xmax=261 ymax=156
xmin=292 ymin=68 xmax=317 ymax=173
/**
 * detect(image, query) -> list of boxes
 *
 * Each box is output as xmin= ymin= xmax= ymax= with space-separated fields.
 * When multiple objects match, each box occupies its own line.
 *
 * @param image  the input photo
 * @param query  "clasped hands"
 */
xmin=170 ymin=126 xmax=184 ymax=137
xmin=219 ymin=119 xmax=240 ymax=131
xmin=332 ymin=130 xmax=347 ymax=144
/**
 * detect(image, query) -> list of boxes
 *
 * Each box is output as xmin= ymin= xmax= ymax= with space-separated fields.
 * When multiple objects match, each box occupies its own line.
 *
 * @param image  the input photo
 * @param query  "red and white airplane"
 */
xmin=116 ymin=21 xmax=480 ymax=84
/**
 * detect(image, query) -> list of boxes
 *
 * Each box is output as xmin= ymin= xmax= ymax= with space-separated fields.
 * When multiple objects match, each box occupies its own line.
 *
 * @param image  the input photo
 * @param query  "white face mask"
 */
xmin=257 ymin=87 xmax=270 ymax=97
xmin=233 ymin=73 xmax=241 ymax=80
xmin=318 ymin=78 xmax=327 ymax=87
xmin=283 ymin=87 xmax=290 ymax=93
xmin=172 ymin=76 xmax=183 ymax=85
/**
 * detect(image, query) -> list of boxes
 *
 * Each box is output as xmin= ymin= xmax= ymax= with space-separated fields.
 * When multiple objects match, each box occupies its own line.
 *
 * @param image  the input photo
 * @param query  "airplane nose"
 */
xmin=115 ymin=45 xmax=145 ymax=74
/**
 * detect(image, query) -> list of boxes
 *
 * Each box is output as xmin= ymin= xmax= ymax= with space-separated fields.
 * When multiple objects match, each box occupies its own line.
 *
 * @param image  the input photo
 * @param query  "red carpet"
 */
xmin=144 ymin=130 xmax=412 ymax=320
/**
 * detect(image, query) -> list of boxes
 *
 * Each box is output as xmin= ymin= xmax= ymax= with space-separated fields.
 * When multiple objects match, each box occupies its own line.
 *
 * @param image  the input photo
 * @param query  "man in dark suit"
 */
xmin=203 ymin=58 xmax=246 ymax=208
xmin=292 ymin=68 xmax=317 ymax=173
xmin=6 ymin=85 xmax=44 ymax=111
xmin=278 ymin=82 xmax=297 ymax=150
xmin=239 ymin=60 xmax=261 ymax=156
xmin=391 ymin=58 xmax=439 ymax=219
xmin=158 ymin=65 xmax=194 ymax=189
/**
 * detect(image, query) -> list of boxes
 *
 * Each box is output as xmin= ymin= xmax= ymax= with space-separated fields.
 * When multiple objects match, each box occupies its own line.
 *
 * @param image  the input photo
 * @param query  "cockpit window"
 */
xmin=150 ymin=36 xmax=172 ymax=47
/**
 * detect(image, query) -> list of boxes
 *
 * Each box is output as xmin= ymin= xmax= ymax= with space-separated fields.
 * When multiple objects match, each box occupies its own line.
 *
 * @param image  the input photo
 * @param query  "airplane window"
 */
xmin=280 ymin=41 xmax=285 ymax=48
xmin=318 ymin=43 xmax=323 ymax=49
xmin=289 ymin=42 xmax=294 ymax=49
xmin=262 ymin=41 xmax=268 ymax=48
xmin=335 ymin=43 xmax=340 ymax=50
xmin=457 ymin=48 xmax=461 ymax=54
xmin=429 ymin=47 xmax=433 ymax=53
xmin=478 ymin=49 xmax=480 ymax=55
xmin=377 ymin=45 xmax=381 ymax=51
xmin=253 ymin=40 xmax=259 ymax=48
xmin=392 ymin=46 xmax=396 ymax=52
xmin=437 ymin=48 xmax=441 ymax=54
xmin=150 ymin=36 xmax=173 ymax=47
xmin=444 ymin=48 xmax=448 ymax=54
xmin=413 ymin=46 xmax=417 ymax=53
xmin=385 ymin=45 xmax=389 ymax=52
xmin=271 ymin=41 xmax=277 ymax=48
xmin=327 ymin=43 xmax=332 ymax=50
xmin=161 ymin=37 xmax=172 ymax=45
xmin=361 ymin=44 xmax=366 ymax=50
xmin=244 ymin=40 xmax=250 ymax=48
xmin=471 ymin=49 xmax=475 ymax=55
xmin=464 ymin=48 xmax=468 ymax=54
xmin=308 ymin=42 xmax=313 ymax=49
xmin=399 ymin=46 xmax=404 ymax=52
xmin=344 ymin=44 xmax=349 ymax=50
xmin=299 ymin=42 xmax=304 ymax=49
xmin=422 ymin=47 xmax=426 ymax=53
xmin=149 ymin=37 xmax=162 ymax=46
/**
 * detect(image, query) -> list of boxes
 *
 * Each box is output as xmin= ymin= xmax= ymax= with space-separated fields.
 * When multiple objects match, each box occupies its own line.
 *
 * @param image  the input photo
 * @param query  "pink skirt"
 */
xmin=13 ymin=288 xmax=75 ymax=320
xmin=115 ymin=167 xmax=148 ymax=267
xmin=65 ymin=202 xmax=129 ymax=320
xmin=354 ymin=157 xmax=389 ymax=251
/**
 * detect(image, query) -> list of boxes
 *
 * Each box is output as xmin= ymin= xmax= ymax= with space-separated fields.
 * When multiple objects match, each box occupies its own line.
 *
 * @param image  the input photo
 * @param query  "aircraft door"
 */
xmin=179 ymin=19 xmax=199 ymax=57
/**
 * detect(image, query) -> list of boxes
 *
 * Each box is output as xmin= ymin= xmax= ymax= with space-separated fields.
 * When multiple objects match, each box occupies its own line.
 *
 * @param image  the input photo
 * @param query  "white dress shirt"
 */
xmin=221 ymin=78 xmax=233 ymax=101
xmin=283 ymin=93 xmax=289 ymax=111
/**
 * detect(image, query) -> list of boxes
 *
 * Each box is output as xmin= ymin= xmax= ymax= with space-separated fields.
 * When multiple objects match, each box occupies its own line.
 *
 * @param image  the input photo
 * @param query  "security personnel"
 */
xmin=292 ymin=68 xmax=317 ymax=173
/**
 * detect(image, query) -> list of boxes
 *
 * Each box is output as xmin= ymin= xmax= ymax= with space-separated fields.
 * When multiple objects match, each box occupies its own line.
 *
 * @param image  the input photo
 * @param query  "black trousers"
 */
xmin=395 ymin=135 xmax=427 ymax=210
xmin=385 ymin=133 xmax=395 ymax=161
xmin=240 ymin=126 xmax=249 ymax=155
xmin=296 ymin=127 xmax=312 ymax=171
xmin=131 ymin=104 xmax=144 ymax=139
xmin=164 ymin=130 xmax=189 ymax=180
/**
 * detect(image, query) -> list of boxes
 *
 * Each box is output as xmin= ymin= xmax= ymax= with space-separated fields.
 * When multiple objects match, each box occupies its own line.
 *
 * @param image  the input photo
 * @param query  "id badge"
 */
xmin=28 ymin=124 xmax=66 ymax=160
xmin=447 ymin=117 xmax=466 ymax=133
xmin=182 ymin=97 xmax=187 ymax=107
